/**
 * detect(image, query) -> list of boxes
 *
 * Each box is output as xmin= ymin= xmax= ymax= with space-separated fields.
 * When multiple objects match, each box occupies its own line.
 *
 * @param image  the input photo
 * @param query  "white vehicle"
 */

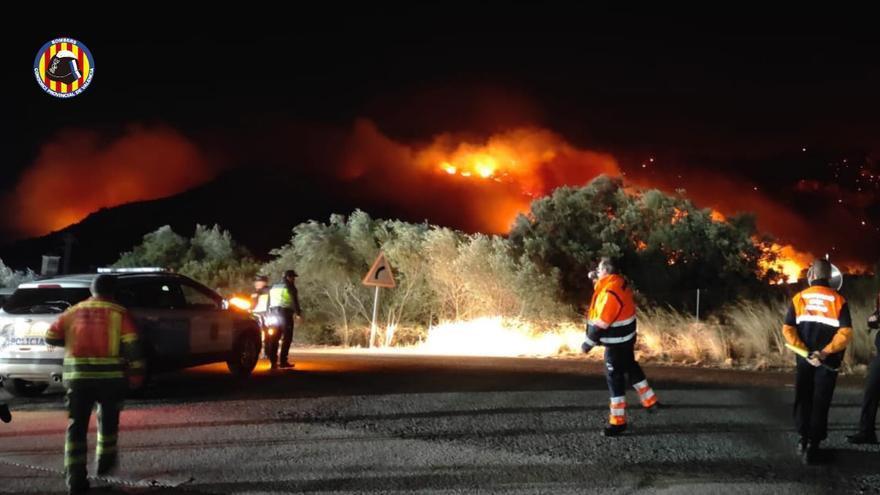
xmin=0 ymin=270 xmax=261 ymax=397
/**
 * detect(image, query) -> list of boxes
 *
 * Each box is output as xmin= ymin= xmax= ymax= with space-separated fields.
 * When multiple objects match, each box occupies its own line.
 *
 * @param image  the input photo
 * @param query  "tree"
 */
xmin=263 ymin=210 xmax=570 ymax=346
xmin=0 ymin=259 xmax=36 ymax=288
xmin=114 ymin=225 xmax=260 ymax=292
xmin=509 ymin=175 xmax=767 ymax=311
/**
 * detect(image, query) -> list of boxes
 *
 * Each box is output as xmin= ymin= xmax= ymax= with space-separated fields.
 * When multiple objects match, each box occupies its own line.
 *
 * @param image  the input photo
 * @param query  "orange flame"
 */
xmin=340 ymin=120 xmax=619 ymax=233
xmin=414 ymin=128 xmax=619 ymax=200
xmin=759 ymin=244 xmax=812 ymax=284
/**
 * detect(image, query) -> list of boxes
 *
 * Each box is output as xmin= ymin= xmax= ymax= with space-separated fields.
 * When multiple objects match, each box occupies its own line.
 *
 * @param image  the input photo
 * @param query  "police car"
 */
xmin=0 ymin=268 xmax=262 ymax=397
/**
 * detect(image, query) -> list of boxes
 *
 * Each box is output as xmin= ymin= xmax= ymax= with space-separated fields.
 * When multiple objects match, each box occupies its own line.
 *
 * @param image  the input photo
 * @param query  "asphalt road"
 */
xmin=0 ymin=351 xmax=878 ymax=494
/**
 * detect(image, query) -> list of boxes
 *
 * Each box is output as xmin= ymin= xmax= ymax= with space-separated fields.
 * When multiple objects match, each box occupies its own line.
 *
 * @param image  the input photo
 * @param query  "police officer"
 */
xmin=251 ymin=275 xmax=271 ymax=315
xmin=45 ymin=275 xmax=144 ymax=494
xmin=846 ymin=292 xmax=880 ymax=444
xmin=582 ymin=257 xmax=659 ymax=437
xmin=781 ymin=258 xmax=853 ymax=464
xmin=267 ymin=270 xmax=302 ymax=370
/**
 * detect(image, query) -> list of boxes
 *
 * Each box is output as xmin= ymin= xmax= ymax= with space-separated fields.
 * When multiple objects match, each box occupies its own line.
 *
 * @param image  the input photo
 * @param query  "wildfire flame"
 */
xmin=417 ymin=317 xmax=584 ymax=357
xmin=413 ymin=126 xmax=619 ymax=200
xmin=759 ymin=243 xmax=813 ymax=284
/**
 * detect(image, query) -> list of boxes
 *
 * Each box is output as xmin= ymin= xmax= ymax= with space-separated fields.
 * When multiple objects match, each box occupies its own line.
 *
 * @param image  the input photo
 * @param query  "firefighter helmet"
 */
xmin=46 ymin=50 xmax=81 ymax=84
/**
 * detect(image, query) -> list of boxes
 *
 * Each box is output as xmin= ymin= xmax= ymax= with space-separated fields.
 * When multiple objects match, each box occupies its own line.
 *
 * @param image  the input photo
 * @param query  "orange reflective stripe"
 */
xmin=609 ymin=415 xmax=627 ymax=425
xmin=609 ymin=396 xmax=627 ymax=425
xmin=641 ymin=394 xmax=658 ymax=408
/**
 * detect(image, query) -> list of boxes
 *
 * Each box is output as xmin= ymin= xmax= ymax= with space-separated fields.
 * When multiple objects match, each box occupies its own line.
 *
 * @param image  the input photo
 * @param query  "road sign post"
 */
xmin=369 ymin=286 xmax=380 ymax=348
xmin=362 ymin=252 xmax=396 ymax=348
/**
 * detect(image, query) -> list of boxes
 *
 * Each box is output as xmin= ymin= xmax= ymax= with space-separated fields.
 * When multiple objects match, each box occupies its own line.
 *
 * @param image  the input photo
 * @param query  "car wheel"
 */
xmin=227 ymin=334 xmax=260 ymax=377
xmin=5 ymin=379 xmax=49 ymax=397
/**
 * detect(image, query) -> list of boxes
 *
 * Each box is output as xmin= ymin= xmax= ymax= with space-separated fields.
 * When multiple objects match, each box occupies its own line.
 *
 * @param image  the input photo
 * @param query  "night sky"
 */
xmin=5 ymin=7 xmax=880 ymax=266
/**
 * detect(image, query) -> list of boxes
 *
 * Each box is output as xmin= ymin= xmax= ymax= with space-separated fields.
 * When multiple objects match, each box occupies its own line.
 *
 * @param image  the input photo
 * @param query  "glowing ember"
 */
xmin=671 ymin=207 xmax=688 ymax=224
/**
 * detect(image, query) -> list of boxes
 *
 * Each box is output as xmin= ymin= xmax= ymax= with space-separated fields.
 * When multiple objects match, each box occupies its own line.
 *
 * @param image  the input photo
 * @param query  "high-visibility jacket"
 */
xmin=251 ymin=288 xmax=270 ymax=314
xmin=45 ymin=297 xmax=144 ymax=385
xmin=268 ymin=283 xmax=301 ymax=315
xmin=585 ymin=274 xmax=637 ymax=345
xmin=782 ymin=280 xmax=853 ymax=367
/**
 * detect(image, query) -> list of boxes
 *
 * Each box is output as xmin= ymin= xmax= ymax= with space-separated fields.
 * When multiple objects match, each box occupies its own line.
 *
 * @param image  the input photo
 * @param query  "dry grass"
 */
xmin=313 ymin=300 xmax=877 ymax=374
xmin=637 ymin=299 xmax=877 ymax=372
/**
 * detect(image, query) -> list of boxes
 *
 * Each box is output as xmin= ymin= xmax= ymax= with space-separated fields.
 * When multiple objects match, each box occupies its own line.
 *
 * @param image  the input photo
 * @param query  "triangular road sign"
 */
xmin=363 ymin=252 xmax=396 ymax=288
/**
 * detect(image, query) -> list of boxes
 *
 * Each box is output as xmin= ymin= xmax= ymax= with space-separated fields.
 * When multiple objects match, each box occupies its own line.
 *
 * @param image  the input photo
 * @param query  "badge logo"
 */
xmin=34 ymin=38 xmax=94 ymax=98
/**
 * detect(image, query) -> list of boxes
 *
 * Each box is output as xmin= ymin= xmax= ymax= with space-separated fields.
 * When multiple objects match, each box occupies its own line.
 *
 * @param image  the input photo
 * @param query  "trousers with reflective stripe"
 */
xmin=63 ymin=357 xmax=126 ymax=384
xmin=603 ymin=336 xmax=658 ymax=424
xmin=64 ymin=380 xmax=126 ymax=488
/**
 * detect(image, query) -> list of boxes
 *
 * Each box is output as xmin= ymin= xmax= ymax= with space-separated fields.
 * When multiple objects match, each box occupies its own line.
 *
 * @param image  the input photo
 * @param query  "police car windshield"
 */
xmin=3 ymin=288 xmax=92 ymax=314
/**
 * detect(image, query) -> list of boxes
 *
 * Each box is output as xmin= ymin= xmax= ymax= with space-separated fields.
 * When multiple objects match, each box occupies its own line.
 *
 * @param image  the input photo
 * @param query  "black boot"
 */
xmin=97 ymin=455 xmax=118 ymax=476
xmin=603 ymin=423 xmax=627 ymax=437
xmin=0 ymin=404 xmax=10 ymax=423
xmin=67 ymin=478 xmax=90 ymax=495
xmin=802 ymin=441 xmax=821 ymax=465
xmin=846 ymin=431 xmax=878 ymax=445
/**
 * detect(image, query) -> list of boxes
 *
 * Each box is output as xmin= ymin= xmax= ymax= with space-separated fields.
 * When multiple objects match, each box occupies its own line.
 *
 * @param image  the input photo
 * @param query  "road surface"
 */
xmin=1 ymin=351 xmax=878 ymax=494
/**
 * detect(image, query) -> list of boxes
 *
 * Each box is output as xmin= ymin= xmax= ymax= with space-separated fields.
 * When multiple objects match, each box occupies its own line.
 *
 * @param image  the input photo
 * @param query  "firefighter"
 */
xmin=267 ymin=270 xmax=302 ymax=370
xmin=582 ymin=257 xmax=659 ymax=437
xmin=846 ymin=292 xmax=880 ymax=444
xmin=45 ymin=275 xmax=144 ymax=494
xmin=781 ymin=258 xmax=853 ymax=464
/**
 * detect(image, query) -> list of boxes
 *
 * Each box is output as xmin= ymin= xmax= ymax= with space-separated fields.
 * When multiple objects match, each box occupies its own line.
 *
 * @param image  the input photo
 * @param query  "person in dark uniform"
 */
xmin=846 ymin=292 xmax=880 ymax=444
xmin=781 ymin=259 xmax=853 ymax=464
xmin=267 ymin=270 xmax=303 ymax=370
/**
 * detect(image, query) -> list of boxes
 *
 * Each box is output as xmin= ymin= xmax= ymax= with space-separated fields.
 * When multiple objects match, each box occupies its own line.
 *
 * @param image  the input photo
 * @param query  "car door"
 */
xmin=117 ymin=278 xmax=190 ymax=361
xmin=178 ymin=280 xmax=232 ymax=355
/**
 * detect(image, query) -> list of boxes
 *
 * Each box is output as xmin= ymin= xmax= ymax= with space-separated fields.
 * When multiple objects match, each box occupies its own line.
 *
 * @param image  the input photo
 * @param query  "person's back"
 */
xmin=789 ymin=282 xmax=850 ymax=368
xmin=782 ymin=258 xmax=853 ymax=464
xmin=45 ymin=275 xmax=143 ymax=494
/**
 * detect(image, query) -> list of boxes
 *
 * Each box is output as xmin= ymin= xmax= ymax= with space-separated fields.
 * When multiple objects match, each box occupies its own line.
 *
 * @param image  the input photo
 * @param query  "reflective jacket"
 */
xmin=782 ymin=280 xmax=852 ymax=367
xmin=585 ymin=274 xmax=637 ymax=346
xmin=45 ymin=297 xmax=144 ymax=386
